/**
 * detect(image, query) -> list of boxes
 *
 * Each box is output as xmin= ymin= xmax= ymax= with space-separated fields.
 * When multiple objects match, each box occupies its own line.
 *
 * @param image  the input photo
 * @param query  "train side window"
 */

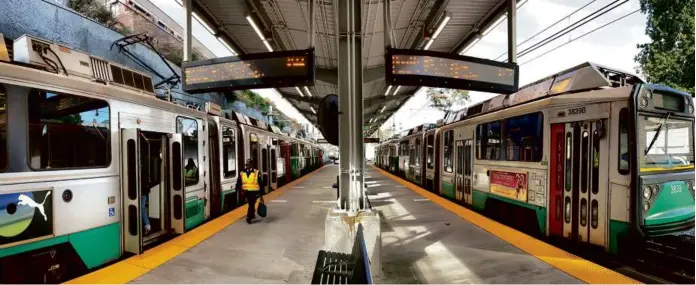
xmin=476 ymin=121 xmax=502 ymax=160
xmin=618 ymin=108 xmax=630 ymax=175
xmin=415 ymin=138 xmax=421 ymax=166
xmin=505 ymin=112 xmax=543 ymax=162
xmin=0 ymin=85 xmax=6 ymax=172
xmin=222 ymin=125 xmax=237 ymax=178
xmin=28 ymin=89 xmax=110 ymax=170
xmin=249 ymin=133 xmax=259 ymax=169
xmin=444 ymin=130 xmax=453 ymax=173
xmin=426 ymin=135 xmax=434 ymax=169
xmin=176 ymin=116 xmax=199 ymax=186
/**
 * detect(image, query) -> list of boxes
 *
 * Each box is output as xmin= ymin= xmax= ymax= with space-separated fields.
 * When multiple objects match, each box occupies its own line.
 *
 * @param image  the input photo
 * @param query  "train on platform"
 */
xmin=375 ymin=62 xmax=695 ymax=269
xmin=0 ymin=34 xmax=324 ymax=283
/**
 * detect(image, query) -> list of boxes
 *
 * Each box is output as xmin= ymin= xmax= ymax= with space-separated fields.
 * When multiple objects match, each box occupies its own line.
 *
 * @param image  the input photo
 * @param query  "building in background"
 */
xmin=105 ymin=0 xmax=215 ymax=60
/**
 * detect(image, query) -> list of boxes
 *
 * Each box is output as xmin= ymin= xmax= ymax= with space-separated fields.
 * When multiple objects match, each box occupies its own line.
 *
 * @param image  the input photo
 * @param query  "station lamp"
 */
xmin=380 ymin=105 xmax=387 ymax=113
xmin=424 ymin=12 xmax=451 ymax=50
xmin=393 ymin=85 xmax=402 ymax=95
xmin=384 ymin=85 xmax=393 ymax=96
xmin=303 ymin=86 xmax=313 ymax=97
xmin=310 ymin=106 xmax=316 ymax=114
xmin=295 ymin=86 xmax=305 ymax=97
xmin=193 ymin=12 xmax=216 ymax=35
xmin=246 ymin=14 xmax=274 ymax=52
xmin=216 ymin=36 xmax=236 ymax=55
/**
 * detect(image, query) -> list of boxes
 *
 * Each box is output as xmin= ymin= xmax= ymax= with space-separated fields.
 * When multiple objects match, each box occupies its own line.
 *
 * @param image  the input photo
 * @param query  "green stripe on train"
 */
xmin=609 ymin=219 xmax=630 ymax=254
xmin=0 ymin=223 xmax=120 ymax=269
xmin=186 ymin=198 xmax=205 ymax=231
xmin=473 ymin=189 xmax=547 ymax=235
xmin=440 ymin=182 xmax=455 ymax=200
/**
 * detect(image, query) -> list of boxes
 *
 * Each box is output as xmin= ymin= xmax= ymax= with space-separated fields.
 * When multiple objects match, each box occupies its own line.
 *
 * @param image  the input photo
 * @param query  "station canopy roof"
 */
xmin=189 ymin=0 xmax=512 ymax=136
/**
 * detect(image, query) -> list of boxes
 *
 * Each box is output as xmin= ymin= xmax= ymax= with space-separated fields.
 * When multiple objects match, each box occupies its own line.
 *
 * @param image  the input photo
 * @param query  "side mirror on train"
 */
xmin=317 ymin=94 xmax=339 ymax=146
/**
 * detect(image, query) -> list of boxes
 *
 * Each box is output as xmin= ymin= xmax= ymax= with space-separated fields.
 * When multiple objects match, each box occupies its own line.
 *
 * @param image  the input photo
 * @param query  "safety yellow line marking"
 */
xmin=371 ymin=165 xmax=640 ymax=285
xmin=65 ymin=166 xmax=326 ymax=284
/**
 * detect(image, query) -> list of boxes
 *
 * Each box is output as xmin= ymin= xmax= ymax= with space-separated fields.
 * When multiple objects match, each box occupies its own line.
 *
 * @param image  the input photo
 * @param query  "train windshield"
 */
xmin=638 ymin=115 xmax=695 ymax=172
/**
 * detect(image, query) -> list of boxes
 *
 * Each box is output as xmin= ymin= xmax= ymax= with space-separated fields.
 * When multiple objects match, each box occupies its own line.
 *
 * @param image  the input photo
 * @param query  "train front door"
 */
xmin=121 ymin=129 xmax=143 ymax=255
xmin=454 ymin=140 xmax=465 ymax=204
xmin=168 ymin=133 xmax=186 ymax=234
xmin=261 ymin=140 xmax=270 ymax=192
xmin=553 ymin=118 xmax=609 ymax=247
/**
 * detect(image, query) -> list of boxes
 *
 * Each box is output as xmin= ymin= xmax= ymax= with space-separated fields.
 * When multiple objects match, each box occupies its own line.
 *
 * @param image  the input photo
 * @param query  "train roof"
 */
xmin=440 ymin=62 xmax=645 ymax=127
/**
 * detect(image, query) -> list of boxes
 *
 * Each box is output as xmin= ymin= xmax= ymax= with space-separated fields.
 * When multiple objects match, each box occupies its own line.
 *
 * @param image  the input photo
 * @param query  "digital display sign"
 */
xmin=386 ymin=48 xmax=519 ymax=94
xmin=182 ymin=49 xmax=315 ymax=93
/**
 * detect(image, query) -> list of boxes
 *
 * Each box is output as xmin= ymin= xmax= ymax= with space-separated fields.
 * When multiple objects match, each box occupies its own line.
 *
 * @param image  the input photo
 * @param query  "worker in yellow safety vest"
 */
xmin=236 ymin=158 xmax=265 ymax=224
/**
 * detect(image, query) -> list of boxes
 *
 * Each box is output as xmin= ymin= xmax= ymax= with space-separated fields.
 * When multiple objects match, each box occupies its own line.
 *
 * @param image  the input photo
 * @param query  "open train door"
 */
xmin=121 ymin=129 xmax=143 ymax=254
xmin=270 ymin=140 xmax=278 ymax=190
xmin=169 ymin=133 xmax=186 ymax=234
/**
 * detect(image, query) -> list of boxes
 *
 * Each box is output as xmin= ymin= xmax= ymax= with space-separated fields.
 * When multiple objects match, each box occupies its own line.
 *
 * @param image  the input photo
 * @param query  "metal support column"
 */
xmin=337 ymin=0 xmax=365 ymax=213
xmin=351 ymin=0 xmax=365 ymax=211
xmin=337 ymin=0 xmax=352 ymax=211
xmin=507 ymin=0 xmax=517 ymax=64
xmin=309 ymin=0 xmax=315 ymax=48
xmin=183 ymin=0 xmax=193 ymax=61
xmin=383 ymin=0 xmax=393 ymax=48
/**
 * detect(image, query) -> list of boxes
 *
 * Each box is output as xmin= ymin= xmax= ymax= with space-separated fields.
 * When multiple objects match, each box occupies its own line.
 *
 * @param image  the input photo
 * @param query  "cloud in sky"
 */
xmin=378 ymin=0 xmax=649 ymax=135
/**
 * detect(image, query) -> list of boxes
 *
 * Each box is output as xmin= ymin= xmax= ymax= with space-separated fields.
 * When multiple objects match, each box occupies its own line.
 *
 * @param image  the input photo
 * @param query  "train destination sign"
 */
xmin=182 ymin=49 xmax=315 ymax=93
xmin=385 ymin=48 xmax=519 ymax=94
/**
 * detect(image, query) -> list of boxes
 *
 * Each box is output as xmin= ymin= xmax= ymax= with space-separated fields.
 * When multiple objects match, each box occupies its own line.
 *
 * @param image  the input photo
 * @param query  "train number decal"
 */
xmin=567 ymin=107 xmax=586 ymax=115
xmin=669 ymin=184 xmax=682 ymax=194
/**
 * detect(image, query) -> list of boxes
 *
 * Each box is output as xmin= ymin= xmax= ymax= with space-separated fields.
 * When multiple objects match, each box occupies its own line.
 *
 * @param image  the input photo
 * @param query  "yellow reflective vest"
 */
xmin=241 ymin=170 xmax=260 ymax=191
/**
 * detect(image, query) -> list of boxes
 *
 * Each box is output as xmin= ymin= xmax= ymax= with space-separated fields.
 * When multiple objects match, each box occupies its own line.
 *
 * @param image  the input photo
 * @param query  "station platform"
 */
xmin=68 ymin=164 xmax=637 ymax=284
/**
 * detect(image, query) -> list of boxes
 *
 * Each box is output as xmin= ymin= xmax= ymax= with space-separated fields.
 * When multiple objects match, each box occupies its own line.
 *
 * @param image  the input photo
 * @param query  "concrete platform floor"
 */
xmin=131 ymin=165 xmax=581 ymax=284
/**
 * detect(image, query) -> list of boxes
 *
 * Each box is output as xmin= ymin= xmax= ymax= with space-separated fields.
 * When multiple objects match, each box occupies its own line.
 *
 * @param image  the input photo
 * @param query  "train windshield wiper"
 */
xmin=645 ymin=112 xmax=672 ymax=155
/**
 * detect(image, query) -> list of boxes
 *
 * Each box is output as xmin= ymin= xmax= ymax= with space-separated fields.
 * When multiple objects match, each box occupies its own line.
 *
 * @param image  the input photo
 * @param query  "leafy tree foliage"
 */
xmin=426 ymin=88 xmax=470 ymax=111
xmin=68 ymin=0 xmax=118 ymax=28
xmin=635 ymin=0 xmax=694 ymax=93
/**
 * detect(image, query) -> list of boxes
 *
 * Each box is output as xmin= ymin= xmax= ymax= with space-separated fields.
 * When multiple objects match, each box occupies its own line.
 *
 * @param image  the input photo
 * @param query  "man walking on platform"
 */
xmin=236 ymin=159 xmax=264 ymax=224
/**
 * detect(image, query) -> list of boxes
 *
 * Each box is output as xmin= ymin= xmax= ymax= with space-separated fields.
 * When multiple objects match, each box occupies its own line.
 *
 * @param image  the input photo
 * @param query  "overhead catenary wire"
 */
xmin=519 ymin=9 xmax=641 ymax=66
xmin=494 ymin=0 xmax=600 ymax=61
xmin=515 ymin=0 xmax=629 ymax=60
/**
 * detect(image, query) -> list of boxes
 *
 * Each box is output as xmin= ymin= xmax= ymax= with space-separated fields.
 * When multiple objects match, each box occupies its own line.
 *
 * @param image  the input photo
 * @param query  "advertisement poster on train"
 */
xmin=489 ymin=170 xmax=528 ymax=202
xmin=0 ymin=190 xmax=53 ymax=246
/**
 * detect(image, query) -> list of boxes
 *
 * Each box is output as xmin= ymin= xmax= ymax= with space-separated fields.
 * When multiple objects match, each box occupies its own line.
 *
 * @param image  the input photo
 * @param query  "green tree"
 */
xmin=635 ymin=0 xmax=695 ymax=93
xmin=426 ymin=88 xmax=470 ymax=111
xmin=68 ymin=0 xmax=118 ymax=28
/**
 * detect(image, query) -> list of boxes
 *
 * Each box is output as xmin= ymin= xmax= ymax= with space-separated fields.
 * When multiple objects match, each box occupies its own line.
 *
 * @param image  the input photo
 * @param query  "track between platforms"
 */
xmin=371 ymin=165 xmax=639 ymax=284
xmin=64 ymin=166 xmax=327 ymax=284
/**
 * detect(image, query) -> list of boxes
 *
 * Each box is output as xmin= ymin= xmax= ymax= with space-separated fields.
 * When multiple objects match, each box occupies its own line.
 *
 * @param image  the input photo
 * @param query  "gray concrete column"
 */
xmin=337 ymin=0 xmax=352 ymax=210
xmin=183 ymin=0 xmax=192 ymax=61
xmin=309 ymin=0 xmax=315 ymax=49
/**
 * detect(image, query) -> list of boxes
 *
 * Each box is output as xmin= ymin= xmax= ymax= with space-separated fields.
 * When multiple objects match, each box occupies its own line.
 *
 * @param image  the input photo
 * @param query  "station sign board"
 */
xmin=385 ymin=48 xmax=519 ymax=94
xmin=182 ymin=49 xmax=315 ymax=93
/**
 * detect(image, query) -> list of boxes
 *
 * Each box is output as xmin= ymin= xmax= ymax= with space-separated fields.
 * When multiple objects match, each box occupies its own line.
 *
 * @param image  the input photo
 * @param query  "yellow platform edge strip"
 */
xmin=371 ymin=165 xmax=640 ymax=285
xmin=65 ymin=166 xmax=326 ymax=284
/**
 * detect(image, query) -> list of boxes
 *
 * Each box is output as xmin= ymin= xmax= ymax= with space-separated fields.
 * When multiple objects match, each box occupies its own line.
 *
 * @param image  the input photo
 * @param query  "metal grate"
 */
xmin=90 ymin=57 xmax=110 ymax=82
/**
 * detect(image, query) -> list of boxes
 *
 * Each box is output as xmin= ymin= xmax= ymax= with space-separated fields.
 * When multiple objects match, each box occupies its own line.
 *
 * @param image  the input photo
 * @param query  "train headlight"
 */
xmin=640 ymin=96 xmax=649 ymax=107
xmin=643 ymin=186 xmax=652 ymax=199
xmin=651 ymin=185 xmax=659 ymax=195
xmin=688 ymin=180 xmax=694 ymax=190
xmin=688 ymin=104 xmax=694 ymax=114
xmin=643 ymin=202 xmax=650 ymax=212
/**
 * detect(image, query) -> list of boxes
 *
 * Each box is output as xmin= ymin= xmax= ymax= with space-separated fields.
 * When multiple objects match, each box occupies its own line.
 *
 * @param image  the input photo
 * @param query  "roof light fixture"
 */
xmin=193 ymin=12 xmax=215 ymax=35
xmin=217 ymin=37 xmax=236 ymax=55
xmin=310 ymin=106 xmax=316 ymax=114
xmin=424 ymin=12 xmax=451 ymax=50
xmin=295 ymin=86 xmax=305 ymax=97
xmin=460 ymin=37 xmax=481 ymax=55
xmin=393 ymin=85 xmax=402 ymax=96
xmin=303 ymin=86 xmax=313 ymax=97
xmin=246 ymin=14 xmax=274 ymax=52
xmin=380 ymin=105 xmax=387 ymax=113
xmin=384 ymin=85 xmax=393 ymax=96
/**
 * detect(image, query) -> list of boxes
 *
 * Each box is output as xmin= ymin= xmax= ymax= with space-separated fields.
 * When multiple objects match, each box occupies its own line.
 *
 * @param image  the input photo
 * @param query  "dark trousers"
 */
xmin=245 ymin=191 xmax=259 ymax=220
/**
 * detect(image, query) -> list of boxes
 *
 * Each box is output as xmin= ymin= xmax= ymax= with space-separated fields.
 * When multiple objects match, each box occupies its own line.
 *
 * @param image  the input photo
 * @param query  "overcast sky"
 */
xmin=149 ymin=0 xmax=649 ymax=136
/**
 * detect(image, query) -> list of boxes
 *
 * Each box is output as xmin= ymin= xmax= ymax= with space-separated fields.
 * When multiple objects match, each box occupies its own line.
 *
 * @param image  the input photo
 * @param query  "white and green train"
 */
xmin=0 ymin=34 xmax=324 ymax=283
